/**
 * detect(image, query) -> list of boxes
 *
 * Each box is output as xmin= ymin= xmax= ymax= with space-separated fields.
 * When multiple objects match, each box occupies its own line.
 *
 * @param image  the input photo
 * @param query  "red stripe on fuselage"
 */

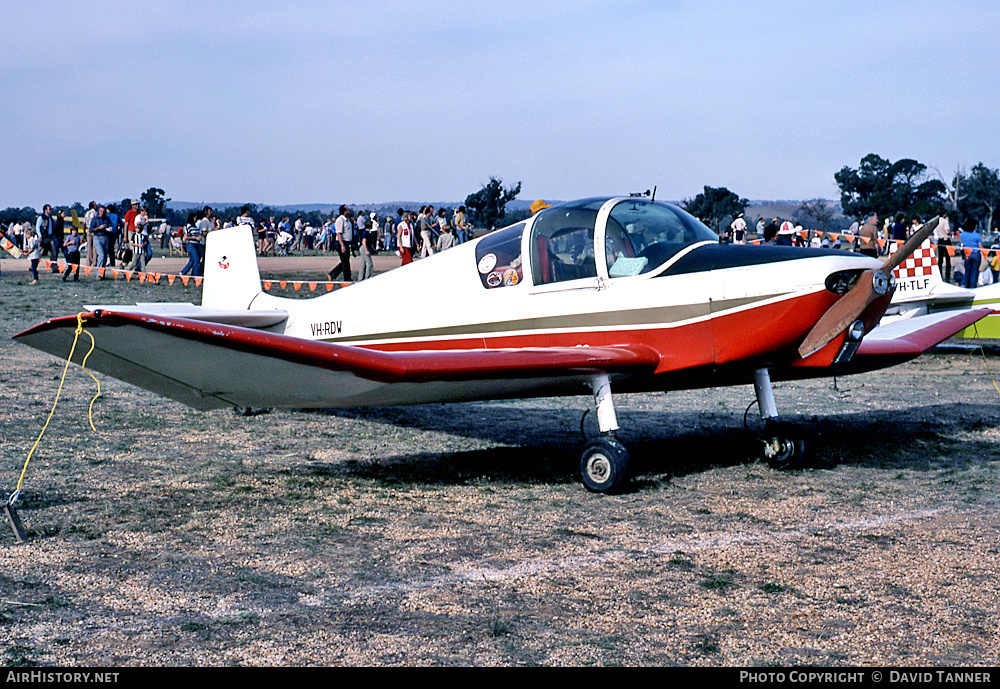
xmin=356 ymin=289 xmax=839 ymax=373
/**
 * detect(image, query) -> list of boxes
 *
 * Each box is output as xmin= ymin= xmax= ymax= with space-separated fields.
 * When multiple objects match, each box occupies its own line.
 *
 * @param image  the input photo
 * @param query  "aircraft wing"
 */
xmin=14 ymin=310 xmax=661 ymax=411
xmin=82 ymin=303 xmax=289 ymax=329
xmin=845 ymin=308 xmax=992 ymax=372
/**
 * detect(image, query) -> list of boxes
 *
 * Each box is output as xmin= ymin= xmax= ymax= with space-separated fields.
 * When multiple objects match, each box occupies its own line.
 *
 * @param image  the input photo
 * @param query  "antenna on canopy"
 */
xmin=651 ymin=186 xmax=656 ymax=202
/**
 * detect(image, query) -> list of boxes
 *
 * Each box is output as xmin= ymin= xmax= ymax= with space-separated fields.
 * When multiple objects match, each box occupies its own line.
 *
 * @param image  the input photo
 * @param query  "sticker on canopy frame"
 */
xmin=486 ymin=271 xmax=502 ymax=288
xmin=478 ymin=253 xmax=497 ymax=274
xmin=503 ymin=269 xmax=520 ymax=286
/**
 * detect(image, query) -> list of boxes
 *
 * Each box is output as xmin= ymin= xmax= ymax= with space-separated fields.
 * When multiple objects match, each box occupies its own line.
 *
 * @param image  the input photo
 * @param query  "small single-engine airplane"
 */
xmin=882 ymin=237 xmax=1000 ymax=338
xmin=15 ymin=196 xmax=991 ymax=493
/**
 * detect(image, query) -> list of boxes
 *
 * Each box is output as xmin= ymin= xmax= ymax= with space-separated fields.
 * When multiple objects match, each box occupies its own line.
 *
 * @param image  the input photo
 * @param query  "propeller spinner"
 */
xmin=797 ymin=217 xmax=940 ymax=359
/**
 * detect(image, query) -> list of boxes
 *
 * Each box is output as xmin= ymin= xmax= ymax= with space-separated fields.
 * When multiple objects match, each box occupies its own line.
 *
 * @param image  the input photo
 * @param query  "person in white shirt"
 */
xmin=125 ymin=207 xmax=149 ymax=272
xmin=397 ymin=211 xmax=414 ymax=265
xmin=730 ymin=213 xmax=747 ymax=244
xmin=328 ymin=205 xmax=354 ymax=280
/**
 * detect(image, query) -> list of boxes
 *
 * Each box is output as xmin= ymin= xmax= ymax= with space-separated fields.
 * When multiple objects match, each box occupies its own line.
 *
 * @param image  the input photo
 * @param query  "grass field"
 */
xmin=1 ymin=260 xmax=999 ymax=666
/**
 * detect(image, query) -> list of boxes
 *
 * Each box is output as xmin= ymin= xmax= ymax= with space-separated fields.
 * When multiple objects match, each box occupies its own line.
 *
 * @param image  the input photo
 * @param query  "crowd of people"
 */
xmin=4 ymin=199 xmax=997 ymax=290
xmin=724 ymin=211 xmax=999 ymax=288
xmin=0 ymin=201 xmax=476 ymax=283
xmin=2 ymin=199 xmax=171 ymax=283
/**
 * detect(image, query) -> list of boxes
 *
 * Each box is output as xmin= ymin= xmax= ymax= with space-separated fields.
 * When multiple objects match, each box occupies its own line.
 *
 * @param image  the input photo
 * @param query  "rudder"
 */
xmin=202 ymin=226 xmax=262 ymax=310
xmin=888 ymin=237 xmax=943 ymax=300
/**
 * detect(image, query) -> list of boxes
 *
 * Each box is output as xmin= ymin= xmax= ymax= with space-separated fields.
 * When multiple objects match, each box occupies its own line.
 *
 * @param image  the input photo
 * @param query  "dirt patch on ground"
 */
xmin=1 ymin=264 xmax=999 ymax=666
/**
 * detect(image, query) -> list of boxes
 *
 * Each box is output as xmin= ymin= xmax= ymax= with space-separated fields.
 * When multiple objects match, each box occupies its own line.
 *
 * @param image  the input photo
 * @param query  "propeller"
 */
xmin=797 ymin=217 xmax=940 ymax=359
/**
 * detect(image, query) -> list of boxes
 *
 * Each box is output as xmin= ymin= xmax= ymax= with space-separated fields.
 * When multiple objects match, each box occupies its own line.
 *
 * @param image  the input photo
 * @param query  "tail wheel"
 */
xmin=580 ymin=437 xmax=631 ymax=494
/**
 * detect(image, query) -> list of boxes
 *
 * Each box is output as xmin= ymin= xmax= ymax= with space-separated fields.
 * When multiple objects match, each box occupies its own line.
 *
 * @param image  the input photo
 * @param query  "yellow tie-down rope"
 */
xmin=7 ymin=313 xmax=101 ymax=507
xmin=973 ymin=322 xmax=1000 ymax=398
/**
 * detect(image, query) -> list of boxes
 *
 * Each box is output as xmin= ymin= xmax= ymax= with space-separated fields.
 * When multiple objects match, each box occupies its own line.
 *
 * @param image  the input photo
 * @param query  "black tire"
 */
xmin=580 ymin=437 xmax=631 ymax=494
xmin=759 ymin=424 xmax=807 ymax=470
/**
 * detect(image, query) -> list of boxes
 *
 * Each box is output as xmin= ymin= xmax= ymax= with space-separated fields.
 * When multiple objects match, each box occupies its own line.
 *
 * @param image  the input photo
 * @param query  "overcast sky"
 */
xmin=4 ymin=1 xmax=999 ymax=210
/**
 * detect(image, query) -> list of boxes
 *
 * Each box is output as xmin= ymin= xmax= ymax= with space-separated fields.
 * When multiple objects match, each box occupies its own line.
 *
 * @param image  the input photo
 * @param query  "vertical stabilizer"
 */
xmin=202 ymin=226 xmax=262 ymax=310
xmin=888 ymin=238 xmax=944 ymax=301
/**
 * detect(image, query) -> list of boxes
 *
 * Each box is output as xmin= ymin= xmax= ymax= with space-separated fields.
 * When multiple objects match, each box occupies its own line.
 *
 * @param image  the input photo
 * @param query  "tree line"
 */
xmin=683 ymin=154 xmax=1000 ymax=235
xmin=836 ymin=154 xmax=1000 ymax=231
xmin=4 ymin=157 xmax=999 ymax=236
xmin=1 ymin=178 xmax=528 ymax=233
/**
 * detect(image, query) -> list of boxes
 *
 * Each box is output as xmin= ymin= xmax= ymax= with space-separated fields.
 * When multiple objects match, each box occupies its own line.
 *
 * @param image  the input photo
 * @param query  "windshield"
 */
xmin=605 ymin=200 xmax=718 ymax=277
xmin=528 ymin=198 xmax=718 ymax=284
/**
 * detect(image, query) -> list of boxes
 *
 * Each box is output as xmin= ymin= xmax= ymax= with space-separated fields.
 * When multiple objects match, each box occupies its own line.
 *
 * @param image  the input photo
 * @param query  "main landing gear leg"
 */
xmin=753 ymin=368 xmax=806 ymax=470
xmin=579 ymin=374 xmax=631 ymax=494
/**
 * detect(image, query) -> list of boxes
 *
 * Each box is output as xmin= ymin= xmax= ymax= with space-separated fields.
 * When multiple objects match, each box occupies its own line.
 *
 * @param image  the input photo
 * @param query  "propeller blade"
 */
xmin=882 ymin=217 xmax=938 ymax=272
xmin=798 ymin=269 xmax=881 ymax=358
xmin=798 ymin=216 xmax=940 ymax=359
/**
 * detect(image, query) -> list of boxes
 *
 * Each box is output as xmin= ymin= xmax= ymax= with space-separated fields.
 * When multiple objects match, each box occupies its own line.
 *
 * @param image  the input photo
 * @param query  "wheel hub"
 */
xmin=585 ymin=454 xmax=611 ymax=483
xmin=763 ymin=437 xmax=791 ymax=461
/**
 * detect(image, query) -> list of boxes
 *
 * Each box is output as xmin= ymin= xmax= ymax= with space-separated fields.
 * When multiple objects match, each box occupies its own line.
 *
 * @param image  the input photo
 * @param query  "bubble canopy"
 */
xmin=474 ymin=197 xmax=719 ymax=289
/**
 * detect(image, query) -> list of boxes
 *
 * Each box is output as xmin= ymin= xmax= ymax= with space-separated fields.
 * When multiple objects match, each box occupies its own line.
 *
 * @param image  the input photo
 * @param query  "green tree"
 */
xmin=141 ymin=187 xmax=170 ymax=217
xmin=959 ymin=163 xmax=1000 ymax=233
xmin=0 ymin=207 xmax=37 ymax=225
xmin=464 ymin=177 xmax=521 ymax=231
xmin=835 ymin=154 xmax=945 ymax=220
xmin=681 ymin=186 xmax=748 ymax=232
xmin=796 ymin=199 xmax=836 ymax=232
xmin=931 ymin=165 xmax=967 ymax=220
xmin=835 ymin=154 xmax=886 ymax=219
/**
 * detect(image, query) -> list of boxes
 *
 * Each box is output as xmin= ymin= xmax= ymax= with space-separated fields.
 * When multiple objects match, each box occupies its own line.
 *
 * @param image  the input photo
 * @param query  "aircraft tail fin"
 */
xmin=887 ymin=237 xmax=944 ymax=299
xmin=203 ymin=226 xmax=262 ymax=310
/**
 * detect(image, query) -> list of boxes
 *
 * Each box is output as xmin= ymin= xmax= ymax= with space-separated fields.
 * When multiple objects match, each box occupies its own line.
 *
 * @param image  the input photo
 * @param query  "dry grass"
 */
xmin=1 ymin=266 xmax=999 ymax=666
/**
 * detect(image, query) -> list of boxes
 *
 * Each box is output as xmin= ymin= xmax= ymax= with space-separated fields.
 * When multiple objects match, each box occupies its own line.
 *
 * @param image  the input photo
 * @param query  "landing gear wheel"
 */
xmin=758 ymin=424 xmax=807 ymax=470
xmin=580 ymin=436 xmax=631 ymax=494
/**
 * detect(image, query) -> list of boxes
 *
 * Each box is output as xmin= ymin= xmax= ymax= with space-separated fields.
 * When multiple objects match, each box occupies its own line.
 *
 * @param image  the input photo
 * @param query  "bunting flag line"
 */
xmin=31 ymin=258 xmax=350 ymax=291
xmin=1 ymin=236 xmax=24 ymax=258
xmin=744 ymin=231 xmax=997 ymax=259
xmin=20 ymin=239 xmax=999 ymax=290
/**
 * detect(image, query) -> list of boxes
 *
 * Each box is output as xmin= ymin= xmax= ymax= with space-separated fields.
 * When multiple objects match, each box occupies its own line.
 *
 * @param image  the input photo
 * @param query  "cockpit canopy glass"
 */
xmin=475 ymin=222 xmax=525 ymax=288
xmin=604 ymin=199 xmax=718 ymax=277
xmin=529 ymin=198 xmax=603 ymax=285
xmin=529 ymin=197 xmax=717 ymax=285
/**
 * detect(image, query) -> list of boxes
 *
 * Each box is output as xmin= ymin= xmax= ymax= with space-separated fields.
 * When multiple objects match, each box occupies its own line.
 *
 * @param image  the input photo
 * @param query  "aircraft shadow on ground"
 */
xmin=289 ymin=401 xmax=1000 ymax=487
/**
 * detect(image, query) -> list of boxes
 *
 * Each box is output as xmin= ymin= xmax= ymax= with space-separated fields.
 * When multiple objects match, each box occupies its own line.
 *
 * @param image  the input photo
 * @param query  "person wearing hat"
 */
xmin=730 ymin=212 xmax=747 ymax=244
xmin=530 ymin=200 xmax=552 ymax=214
xmin=776 ymin=219 xmax=795 ymax=246
xmin=123 ymin=199 xmax=140 ymax=237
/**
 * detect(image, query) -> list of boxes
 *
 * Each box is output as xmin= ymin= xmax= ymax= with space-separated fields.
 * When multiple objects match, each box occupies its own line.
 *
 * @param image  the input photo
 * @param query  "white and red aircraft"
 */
xmin=15 ymin=196 xmax=990 ymax=493
xmin=882 ymin=236 xmax=1000 ymax=338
